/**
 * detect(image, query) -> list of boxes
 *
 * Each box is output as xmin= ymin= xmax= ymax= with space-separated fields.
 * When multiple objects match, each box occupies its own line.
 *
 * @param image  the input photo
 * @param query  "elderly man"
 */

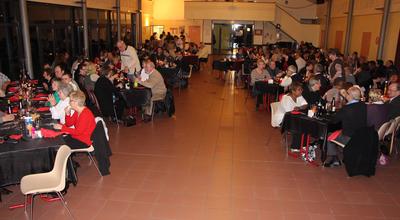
xmin=136 ymin=60 xmax=167 ymax=122
xmin=117 ymin=40 xmax=141 ymax=80
xmin=385 ymin=83 xmax=400 ymax=120
xmin=266 ymin=61 xmax=280 ymax=78
xmin=324 ymin=86 xmax=367 ymax=167
xmin=279 ymin=65 xmax=302 ymax=88
xmin=0 ymin=72 xmax=11 ymax=97
xmin=302 ymin=76 xmax=323 ymax=106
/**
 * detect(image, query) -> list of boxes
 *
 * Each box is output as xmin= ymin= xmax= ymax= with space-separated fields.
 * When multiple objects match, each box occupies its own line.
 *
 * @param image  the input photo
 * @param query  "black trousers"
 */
xmin=63 ymin=135 xmax=89 ymax=149
xmin=291 ymin=132 xmax=302 ymax=149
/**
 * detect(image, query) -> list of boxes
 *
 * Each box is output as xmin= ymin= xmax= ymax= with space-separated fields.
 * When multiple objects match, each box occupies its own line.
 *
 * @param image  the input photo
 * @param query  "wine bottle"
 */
xmin=331 ymin=97 xmax=336 ymax=112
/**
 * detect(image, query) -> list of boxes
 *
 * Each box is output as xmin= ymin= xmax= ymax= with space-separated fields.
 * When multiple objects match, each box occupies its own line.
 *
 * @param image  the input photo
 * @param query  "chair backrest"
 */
xmin=51 ymin=145 xmax=72 ymax=192
xmin=378 ymin=120 xmax=392 ymax=141
xmin=88 ymin=90 xmax=102 ymax=114
xmin=385 ymin=119 xmax=398 ymax=138
xmin=270 ymin=102 xmax=281 ymax=127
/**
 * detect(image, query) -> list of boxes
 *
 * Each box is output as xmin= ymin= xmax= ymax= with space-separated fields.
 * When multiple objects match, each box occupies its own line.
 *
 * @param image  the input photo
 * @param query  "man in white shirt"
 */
xmin=117 ymin=40 xmax=141 ymax=80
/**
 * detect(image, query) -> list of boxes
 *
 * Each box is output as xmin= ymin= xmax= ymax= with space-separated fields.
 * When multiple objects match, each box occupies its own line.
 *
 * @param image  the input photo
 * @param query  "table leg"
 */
xmin=321 ymin=136 xmax=327 ymax=163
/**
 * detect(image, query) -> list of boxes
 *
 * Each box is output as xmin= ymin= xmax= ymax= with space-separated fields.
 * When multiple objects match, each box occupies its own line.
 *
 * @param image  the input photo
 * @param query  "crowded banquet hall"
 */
xmin=1 ymin=0 xmax=400 ymax=219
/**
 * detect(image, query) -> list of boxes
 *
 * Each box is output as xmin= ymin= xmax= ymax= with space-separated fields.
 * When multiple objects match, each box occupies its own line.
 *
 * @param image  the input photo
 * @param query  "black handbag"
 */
xmin=124 ymin=115 xmax=136 ymax=127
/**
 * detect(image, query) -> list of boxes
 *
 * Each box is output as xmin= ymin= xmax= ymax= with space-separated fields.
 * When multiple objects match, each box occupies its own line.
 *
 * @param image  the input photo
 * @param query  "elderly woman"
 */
xmin=49 ymin=83 xmax=73 ymax=124
xmin=250 ymin=59 xmax=271 ymax=86
xmin=251 ymin=59 xmax=272 ymax=109
xmin=53 ymin=90 xmax=96 ymax=149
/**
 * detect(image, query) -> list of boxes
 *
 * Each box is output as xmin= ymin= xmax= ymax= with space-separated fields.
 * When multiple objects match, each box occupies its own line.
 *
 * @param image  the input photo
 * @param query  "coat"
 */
xmin=91 ymin=121 xmax=112 ymax=176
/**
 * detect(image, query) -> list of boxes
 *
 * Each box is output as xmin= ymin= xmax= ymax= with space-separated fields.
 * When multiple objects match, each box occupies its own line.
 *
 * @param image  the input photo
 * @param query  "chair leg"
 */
xmin=24 ymin=195 xmax=28 ymax=213
xmin=87 ymin=153 xmax=102 ymax=177
xmin=56 ymin=192 xmax=74 ymax=219
xmin=30 ymin=194 xmax=35 ymax=220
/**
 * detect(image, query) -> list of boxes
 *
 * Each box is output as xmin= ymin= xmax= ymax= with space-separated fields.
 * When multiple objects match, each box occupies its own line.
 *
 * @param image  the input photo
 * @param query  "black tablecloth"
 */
xmin=0 ymin=137 xmax=67 ymax=187
xmin=212 ymin=60 xmax=244 ymax=72
xmin=281 ymin=112 xmax=341 ymax=162
xmin=120 ymin=88 xmax=152 ymax=108
xmin=182 ymin=55 xmax=199 ymax=66
xmin=254 ymin=81 xmax=283 ymax=101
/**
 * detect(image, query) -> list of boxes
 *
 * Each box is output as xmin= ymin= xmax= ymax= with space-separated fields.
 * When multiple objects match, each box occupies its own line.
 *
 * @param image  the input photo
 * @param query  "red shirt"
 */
xmin=61 ymin=107 xmax=96 ymax=146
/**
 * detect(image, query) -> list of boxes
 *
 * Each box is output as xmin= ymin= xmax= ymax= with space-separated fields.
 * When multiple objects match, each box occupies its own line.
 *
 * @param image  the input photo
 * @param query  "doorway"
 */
xmin=212 ymin=22 xmax=253 ymax=55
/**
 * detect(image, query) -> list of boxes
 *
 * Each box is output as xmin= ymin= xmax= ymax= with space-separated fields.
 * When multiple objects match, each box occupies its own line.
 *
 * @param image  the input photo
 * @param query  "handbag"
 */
xmin=124 ymin=115 xmax=136 ymax=127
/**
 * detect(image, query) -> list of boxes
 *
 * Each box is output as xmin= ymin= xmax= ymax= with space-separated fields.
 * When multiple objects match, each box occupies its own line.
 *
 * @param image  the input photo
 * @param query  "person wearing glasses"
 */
xmin=53 ymin=90 xmax=96 ymax=149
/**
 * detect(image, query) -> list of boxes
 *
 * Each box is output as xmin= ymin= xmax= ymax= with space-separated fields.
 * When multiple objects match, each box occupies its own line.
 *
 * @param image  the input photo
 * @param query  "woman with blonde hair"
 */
xmin=53 ymin=90 xmax=96 ymax=149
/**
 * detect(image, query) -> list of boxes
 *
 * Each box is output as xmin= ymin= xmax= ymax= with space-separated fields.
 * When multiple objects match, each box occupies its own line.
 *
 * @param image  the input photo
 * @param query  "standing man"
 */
xmin=117 ymin=40 xmax=141 ymax=81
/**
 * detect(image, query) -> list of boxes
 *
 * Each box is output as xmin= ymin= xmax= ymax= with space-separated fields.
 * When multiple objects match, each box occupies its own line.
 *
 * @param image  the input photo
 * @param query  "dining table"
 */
xmin=281 ymin=111 xmax=342 ymax=162
xmin=0 ymin=82 xmax=77 ymax=200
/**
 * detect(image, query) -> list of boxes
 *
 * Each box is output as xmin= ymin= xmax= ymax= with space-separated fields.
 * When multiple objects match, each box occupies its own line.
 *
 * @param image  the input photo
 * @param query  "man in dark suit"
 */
xmin=386 ymin=83 xmax=400 ymax=120
xmin=324 ymin=86 xmax=367 ymax=167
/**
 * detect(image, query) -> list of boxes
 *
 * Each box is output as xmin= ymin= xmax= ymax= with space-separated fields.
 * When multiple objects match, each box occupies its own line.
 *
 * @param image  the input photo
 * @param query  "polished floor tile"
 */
xmin=1 ymin=61 xmax=400 ymax=220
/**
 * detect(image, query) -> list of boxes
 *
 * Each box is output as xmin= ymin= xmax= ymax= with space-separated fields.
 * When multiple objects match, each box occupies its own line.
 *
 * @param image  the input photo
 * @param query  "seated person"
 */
xmin=325 ymin=86 xmax=367 ymax=167
xmin=53 ymin=91 xmax=96 ymax=149
xmin=250 ymin=59 xmax=271 ymax=86
xmin=266 ymin=61 xmax=280 ymax=78
xmin=276 ymin=82 xmax=308 ymax=150
xmin=279 ymin=65 xmax=301 ymax=89
xmin=0 ymin=111 xmax=15 ymax=124
xmin=0 ymin=72 xmax=11 ymax=97
xmin=384 ymin=82 xmax=400 ymax=121
xmin=61 ymin=71 xmax=80 ymax=91
xmin=94 ymin=67 xmax=124 ymax=120
xmin=302 ymin=76 xmax=323 ymax=107
xmin=136 ymin=60 xmax=167 ymax=122
xmin=42 ymin=68 xmax=54 ymax=92
xmin=323 ymin=77 xmax=345 ymax=104
xmin=49 ymin=83 xmax=73 ymax=124
xmin=251 ymin=59 xmax=272 ymax=109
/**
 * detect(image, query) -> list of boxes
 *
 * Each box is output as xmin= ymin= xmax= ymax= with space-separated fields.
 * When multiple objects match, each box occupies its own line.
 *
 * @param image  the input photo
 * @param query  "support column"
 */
xmin=323 ymin=0 xmax=332 ymax=50
xmin=19 ymin=0 xmax=34 ymax=79
xmin=377 ymin=0 xmax=391 ymax=59
xmin=116 ymin=0 xmax=121 ymax=41
xmin=81 ymin=0 xmax=89 ymax=58
xmin=343 ymin=0 xmax=354 ymax=56
xmin=137 ymin=0 xmax=142 ymax=47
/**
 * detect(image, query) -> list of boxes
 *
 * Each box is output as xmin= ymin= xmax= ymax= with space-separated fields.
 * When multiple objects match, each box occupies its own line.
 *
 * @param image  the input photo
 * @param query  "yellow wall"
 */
xmin=383 ymin=11 xmax=400 ymax=61
xmin=184 ymin=2 xmax=275 ymax=21
xmin=326 ymin=0 xmax=400 ymax=60
xmin=350 ymin=14 xmax=382 ymax=60
xmin=327 ymin=17 xmax=346 ymax=52
xmin=274 ymin=6 xmax=320 ymax=46
xmin=28 ymin=0 xmax=137 ymax=12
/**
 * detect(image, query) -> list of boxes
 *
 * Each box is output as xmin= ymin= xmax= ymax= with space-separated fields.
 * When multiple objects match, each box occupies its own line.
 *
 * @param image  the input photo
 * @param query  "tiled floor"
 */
xmin=1 ymin=64 xmax=400 ymax=220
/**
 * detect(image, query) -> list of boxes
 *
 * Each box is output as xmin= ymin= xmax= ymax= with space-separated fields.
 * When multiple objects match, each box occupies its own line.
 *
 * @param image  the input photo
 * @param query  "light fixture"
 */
xmin=246 ymin=27 xmax=251 ymax=32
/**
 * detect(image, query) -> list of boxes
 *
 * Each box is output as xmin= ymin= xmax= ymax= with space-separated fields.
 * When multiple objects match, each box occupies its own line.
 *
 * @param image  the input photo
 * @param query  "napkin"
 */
xmin=40 ymin=128 xmax=63 ymax=138
xmin=32 ymin=97 xmax=48 ymax=101
xmin=8 ymin=87 xmax=19 ymax=93
xmin=30 ymin=79 xmax=39 ymax=84
xmin=12 ymin=106 xmax=18 ymax=113
xmin=37 ymin=107 xmax=50 ymax=112
xmin=35 ymin=93 xmax=48 ymax=98
xmin=291 ymin=111 xmax=302 ymax=115
xmin=9 ymin=134 xmax=23 ymax=140
xmin=9 ymin=96 xmax=20 ymax=102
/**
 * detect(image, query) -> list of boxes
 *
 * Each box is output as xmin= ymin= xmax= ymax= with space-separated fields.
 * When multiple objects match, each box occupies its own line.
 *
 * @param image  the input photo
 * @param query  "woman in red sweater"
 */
xmin=53 ymin=90 xmax=96 ymax=149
